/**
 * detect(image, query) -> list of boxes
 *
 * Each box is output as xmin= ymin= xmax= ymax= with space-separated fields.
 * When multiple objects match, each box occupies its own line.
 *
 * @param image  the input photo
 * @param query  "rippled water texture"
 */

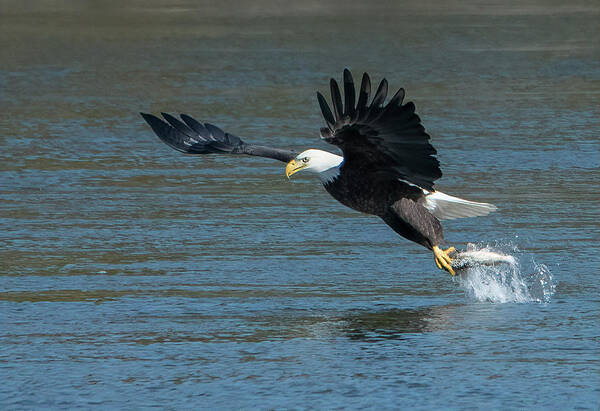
xmin=1 ymin=1 xmax=599 ymax=409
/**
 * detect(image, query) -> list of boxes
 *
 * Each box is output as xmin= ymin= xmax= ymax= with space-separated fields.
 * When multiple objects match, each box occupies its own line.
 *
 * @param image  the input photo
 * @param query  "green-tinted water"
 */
xmin=1 ymin=1 xmax=598 ymax=409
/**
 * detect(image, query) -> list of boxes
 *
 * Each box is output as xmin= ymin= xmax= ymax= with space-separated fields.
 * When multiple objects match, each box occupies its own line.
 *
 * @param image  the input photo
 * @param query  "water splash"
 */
xmin=454 ymin=242 xmax=554 ymax=303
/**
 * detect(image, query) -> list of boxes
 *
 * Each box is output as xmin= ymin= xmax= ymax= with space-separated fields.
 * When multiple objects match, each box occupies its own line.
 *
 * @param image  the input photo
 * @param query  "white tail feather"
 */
xmin=424 ymin=191 xmax=497 ymax=220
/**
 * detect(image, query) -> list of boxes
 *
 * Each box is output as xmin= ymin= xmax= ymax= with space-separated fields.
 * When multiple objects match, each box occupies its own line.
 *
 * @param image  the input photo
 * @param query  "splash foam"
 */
xmin=453 ymin=243 xmax=554 ymax=303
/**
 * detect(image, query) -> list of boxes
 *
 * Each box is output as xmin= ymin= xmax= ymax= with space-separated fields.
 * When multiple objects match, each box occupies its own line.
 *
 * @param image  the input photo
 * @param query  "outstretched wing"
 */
xmin=141 ymin=113 xmax=296 ymax=163
xmin=317 ymin=69 xmax=442 ymax=191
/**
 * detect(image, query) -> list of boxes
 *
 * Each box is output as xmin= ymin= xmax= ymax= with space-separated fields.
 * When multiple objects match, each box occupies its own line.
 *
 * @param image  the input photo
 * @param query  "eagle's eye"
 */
xmin=302 ymin=157 xmax=309 ymax=163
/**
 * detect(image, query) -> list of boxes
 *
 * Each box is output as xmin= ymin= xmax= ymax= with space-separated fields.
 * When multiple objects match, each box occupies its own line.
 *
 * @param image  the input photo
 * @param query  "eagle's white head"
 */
xmin=285 ymin=149 xmax=343 ymax=183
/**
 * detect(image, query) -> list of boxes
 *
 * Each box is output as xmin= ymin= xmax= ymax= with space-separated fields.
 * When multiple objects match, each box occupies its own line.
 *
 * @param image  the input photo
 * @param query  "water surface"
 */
xmin=1 ymin=1 xmax=599 ymax=409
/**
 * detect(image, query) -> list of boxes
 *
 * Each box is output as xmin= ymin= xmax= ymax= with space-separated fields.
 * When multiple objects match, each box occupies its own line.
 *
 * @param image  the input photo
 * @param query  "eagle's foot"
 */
xmin=433 ymin=246 xmax=456 ymax=276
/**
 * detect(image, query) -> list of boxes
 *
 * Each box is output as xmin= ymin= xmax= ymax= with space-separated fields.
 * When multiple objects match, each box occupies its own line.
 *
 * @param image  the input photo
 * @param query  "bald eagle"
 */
xmin=141 ymin=69 xmax=497 ymax=275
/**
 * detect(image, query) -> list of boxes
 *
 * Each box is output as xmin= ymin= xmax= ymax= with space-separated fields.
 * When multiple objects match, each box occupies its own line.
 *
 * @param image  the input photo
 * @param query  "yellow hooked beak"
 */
xmin=285 ymin=159 xmax=307 ymax=178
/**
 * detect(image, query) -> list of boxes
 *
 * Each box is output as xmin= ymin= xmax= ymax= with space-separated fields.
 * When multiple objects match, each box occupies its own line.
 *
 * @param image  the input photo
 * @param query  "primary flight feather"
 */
xmin=141 ymin=69 xmax=497 ymax=275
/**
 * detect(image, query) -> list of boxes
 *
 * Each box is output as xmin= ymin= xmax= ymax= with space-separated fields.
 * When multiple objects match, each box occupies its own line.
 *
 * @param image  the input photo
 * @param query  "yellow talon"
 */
xmin=433 ymin=246 xmax=456 ymax=276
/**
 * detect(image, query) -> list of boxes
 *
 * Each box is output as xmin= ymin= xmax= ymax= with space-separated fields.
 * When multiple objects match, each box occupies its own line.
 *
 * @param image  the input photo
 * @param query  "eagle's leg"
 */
xmin=433 ymin=246 xmax=455 ymax=276
xmin=386 ymin=199 xmax=456 ymax=276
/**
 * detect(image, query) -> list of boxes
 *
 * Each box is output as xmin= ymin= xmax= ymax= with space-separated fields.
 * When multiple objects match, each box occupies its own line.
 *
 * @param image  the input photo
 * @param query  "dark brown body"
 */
xmin=324 ymin=168 xmax=444 ymax=250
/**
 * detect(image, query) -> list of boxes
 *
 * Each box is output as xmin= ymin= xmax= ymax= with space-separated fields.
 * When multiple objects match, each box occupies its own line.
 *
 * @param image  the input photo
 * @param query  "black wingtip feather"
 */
xmin=204 ymin=123 xmax=226 ymax=140
xmin=354 ymin=72 xmax=371 ymax=120
xmin=388 ymin=87 xmax=405 ymax=107
xmin=330 ymin=78 xmax=343 ymax=121
xmin=343 ymin=69 xmax=355 ymax=118
xmin=371 ymin=78 xmax=388 ymax=109
xmin=141 ymin=112 xmax=192 ymax=153
xmin=180 ymin=113 xmax=210 ymax=139
xmin=317 ymin=92 xmax=335 ymax=129
xmin=161 ymin=112 xmax=197 ymax=140
xmin=372 ymin=87 xmax=406 ymax=123
xmin=140 ymin=112 xmax=153 ymax=123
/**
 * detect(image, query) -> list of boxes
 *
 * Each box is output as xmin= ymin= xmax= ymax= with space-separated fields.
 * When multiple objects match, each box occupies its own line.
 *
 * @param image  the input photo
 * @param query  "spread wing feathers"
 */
xmin=140 ymin=113 xmax=296 ymax=163
xmin=318 ymin=69 xmax=442 ymax=191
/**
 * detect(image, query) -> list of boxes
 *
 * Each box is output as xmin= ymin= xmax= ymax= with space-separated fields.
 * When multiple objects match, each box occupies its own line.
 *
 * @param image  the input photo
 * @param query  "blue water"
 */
xmin=1 ymin=1 xmax=599 ymax=410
